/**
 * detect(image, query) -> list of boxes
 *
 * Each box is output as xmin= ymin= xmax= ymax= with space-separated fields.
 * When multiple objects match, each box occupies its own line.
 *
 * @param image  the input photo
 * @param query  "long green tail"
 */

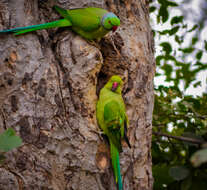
xmin=110 ymin=140 xmax=123 ymax=190
xmin=0 ymin=19 xmax=71 ymax=35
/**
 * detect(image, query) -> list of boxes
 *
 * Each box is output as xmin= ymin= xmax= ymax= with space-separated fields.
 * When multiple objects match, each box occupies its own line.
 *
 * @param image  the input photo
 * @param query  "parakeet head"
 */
xmin=101 ymin=12 xmax=120 ymax=32
xmin=105 ymin=75 xmax=123 ymax=94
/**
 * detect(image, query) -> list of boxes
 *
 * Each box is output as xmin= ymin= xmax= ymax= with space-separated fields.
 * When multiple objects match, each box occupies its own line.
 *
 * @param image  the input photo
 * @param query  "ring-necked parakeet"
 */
xmin=96 ymin=75 xmax=131 ymax=190
xmin=0 ymin=5 xmax=120 ymax=40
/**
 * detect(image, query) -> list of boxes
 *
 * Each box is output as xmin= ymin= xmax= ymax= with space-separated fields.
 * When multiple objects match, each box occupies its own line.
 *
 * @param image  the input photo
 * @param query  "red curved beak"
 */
xmin=112 ymin=82 xmax=118 ymax=91
xmin=112 ymin=26 xmax=118 ymax=32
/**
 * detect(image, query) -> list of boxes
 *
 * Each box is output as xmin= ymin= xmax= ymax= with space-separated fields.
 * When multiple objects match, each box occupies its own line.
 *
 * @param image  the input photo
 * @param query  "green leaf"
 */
xmin=179 ymin=47 xmax=194 ymax=53
xmin=196 ymin=51 xmax=203 ymax=60
xmin=0 ymin=128 xmax=22 ymax=152
xmin=159 ymin=26 xmax=180 ymax=36
xmin=169 ymin=26 xmax=180 ymax=35
xmin=204 ymin=40 xmax=207 ymax=51
xmin=169 ymin=166 xmax=190 ymax=181
xmin=158 ymin=5 xmax=169 ymax=23
xmin=193 ymin=81 xmax=201 ymax=88
xmin=156 ymin=55 xmax=165 ymax=66
xmin=167 ymin=1 xmax=178 ymax=7
xmin=160 ymin=42 xmax=172 ymax=54
xmin=153 ymin=164 xmax=174 ymax=190
xmin=190 ymin=148 xmax=207 ymax=167
xmin=175 ymin=35 xmax=183 ymax=44
xmin=159 ymin=29 xmax=170 ymax=35
xmin=192 ymin=37 xmax=198 ymax=45
xmin=187 ymin=24 xmax=198 ymax=32
xmin=150 ymin=6 xmax=156 ymax=13
xmin=171 ymin=16 xmax=184 ymax=25
xmin=162 ymin=63 xmax=173 ymax=78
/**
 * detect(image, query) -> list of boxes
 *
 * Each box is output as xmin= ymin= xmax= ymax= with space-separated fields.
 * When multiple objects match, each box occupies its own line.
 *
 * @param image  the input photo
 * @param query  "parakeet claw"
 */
xmin=90 ymin=129 xmax=104 ymax=140
xmin=86 ymin=40 xmax=101 ymax=49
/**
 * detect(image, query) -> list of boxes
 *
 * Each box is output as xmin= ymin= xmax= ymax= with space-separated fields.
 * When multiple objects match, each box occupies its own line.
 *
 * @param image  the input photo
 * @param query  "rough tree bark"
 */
xmin=0 ymin=0 xmax=155 ymax=189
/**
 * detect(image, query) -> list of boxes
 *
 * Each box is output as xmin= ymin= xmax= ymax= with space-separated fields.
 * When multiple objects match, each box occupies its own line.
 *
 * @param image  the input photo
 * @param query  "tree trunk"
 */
xmin=0 ymin=0 xmax=154 ymax=189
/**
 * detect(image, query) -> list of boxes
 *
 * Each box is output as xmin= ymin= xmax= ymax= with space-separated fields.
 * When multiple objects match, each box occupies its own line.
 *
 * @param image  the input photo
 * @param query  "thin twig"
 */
xmin=153 ymin=131 xmax=205 ymax=145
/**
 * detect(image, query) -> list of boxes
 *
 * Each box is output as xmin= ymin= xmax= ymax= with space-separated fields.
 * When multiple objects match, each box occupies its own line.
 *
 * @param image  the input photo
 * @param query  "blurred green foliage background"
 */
xmin=150 ymin=0 xmax=207 ymax=189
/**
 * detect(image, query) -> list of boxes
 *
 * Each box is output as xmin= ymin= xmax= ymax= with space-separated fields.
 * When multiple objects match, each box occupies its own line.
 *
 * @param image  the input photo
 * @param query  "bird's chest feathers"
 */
xmin=101 ymin=91 xmax=121 ymax=104
xmin=72 ymin=26 xmax=109 ymax=40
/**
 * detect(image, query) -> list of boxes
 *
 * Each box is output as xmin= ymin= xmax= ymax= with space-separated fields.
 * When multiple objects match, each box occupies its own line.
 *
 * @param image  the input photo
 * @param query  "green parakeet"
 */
xmin=0 ymin=5 xmax=120 ymax=40
xmin=96 ymin=75 xmax=131 ymax=190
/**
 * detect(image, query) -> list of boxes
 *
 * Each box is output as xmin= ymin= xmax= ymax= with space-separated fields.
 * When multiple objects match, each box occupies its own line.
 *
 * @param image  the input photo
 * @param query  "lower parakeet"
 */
xmin=96 ymin=75 xmax=131 ymax=190
xmin=0 ymin=5 xmax=120 ymax=40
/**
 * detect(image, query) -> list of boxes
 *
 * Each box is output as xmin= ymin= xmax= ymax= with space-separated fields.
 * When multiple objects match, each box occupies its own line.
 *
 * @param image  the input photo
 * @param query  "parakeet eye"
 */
xmin=112 ymin=82 xmax=118 ymax=92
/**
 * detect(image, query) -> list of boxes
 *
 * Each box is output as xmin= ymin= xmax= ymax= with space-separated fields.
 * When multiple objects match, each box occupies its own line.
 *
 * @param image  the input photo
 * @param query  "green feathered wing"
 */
xmin=97 ymin=82 xmax=131 ymax=190
xmin=54 ymin=6 xmax=109 ymax=40
xmin=0 ymin=5 xmax=109 ymax=39
xmin=54 ymin=6 xmax=107 ymax=31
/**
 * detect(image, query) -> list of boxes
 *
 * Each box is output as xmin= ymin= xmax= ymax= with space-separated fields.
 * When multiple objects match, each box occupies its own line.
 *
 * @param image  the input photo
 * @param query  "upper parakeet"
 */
xmin=96 ymin=75 xmax=131 ymax=190
xmin=0 ymin=5 xmax=120 ymax=40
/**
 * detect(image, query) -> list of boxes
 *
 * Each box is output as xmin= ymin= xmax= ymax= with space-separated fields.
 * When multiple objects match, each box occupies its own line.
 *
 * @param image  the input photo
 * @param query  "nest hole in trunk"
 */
xmin=96 ymin=33 xmax=128 ymax=96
